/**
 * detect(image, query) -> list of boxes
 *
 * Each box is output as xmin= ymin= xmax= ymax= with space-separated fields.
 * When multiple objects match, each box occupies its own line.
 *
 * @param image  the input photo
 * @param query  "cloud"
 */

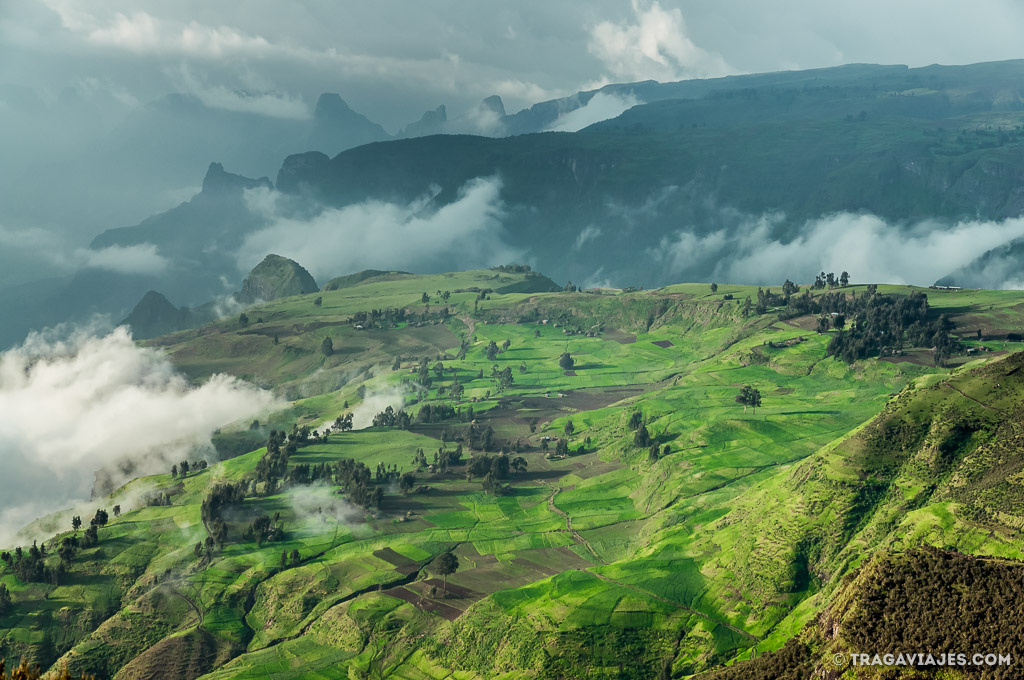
xmin=547 ymin=92 xmax=642 ymax=132
xmin=167 ymin=65 xmax=311 ymax=120
xmin=588 ymin=1 xmax=734 ymax=82
xmin=0 ymin=224 xmax=170 ymax=275
xmin=286 ymin=483 xmax=364 ymax=531
xmin=648 ymin=212 xmax=1024 ymax=286
xmin=0 ymin=325 xmax=279 ymax=546
xmin=572 ymin=225 xmax=602 ymax=250
xmin=236 ymin=177 xmax=520 ymax=282
xmin=351 ymin=386 xmax=408 ymax=430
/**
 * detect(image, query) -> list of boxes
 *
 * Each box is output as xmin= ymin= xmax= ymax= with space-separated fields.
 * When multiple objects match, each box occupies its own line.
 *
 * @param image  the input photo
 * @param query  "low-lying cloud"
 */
xmin=351 ymin=385 xmax=408 ymax=430
xmin=649 ymin=212 xmax=1024 ymax=287
xmin=547 ymin=92 xmax=642 ymax=132
xmin=237 ymin=177 xmax=520 ymax=282
xmin=0 ymin=224 xmax=169 ymax=277
xmin=0 ymin=324 xmax=279 ymax=546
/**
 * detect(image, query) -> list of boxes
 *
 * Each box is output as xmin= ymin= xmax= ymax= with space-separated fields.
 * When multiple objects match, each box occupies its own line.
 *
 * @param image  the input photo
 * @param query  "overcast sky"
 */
xmin=4 ymin=0 xmax=1024 ymax=131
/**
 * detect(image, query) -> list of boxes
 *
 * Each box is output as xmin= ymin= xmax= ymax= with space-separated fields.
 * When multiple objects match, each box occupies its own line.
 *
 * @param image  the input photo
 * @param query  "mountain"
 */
xmin=9 ymin=60 xmax=1024 ymax=350
xmin=307 ymin=93 xmax=391 ymax=156
xmin=279 ymin=60 xmax=1024 ymax=288
xmin=237 ymin=254 xmax=319 ymax=304
xmin=937 ymin=236 xmax=1024 ymax=289
xmin=4 ymin=272 xmax=1024 ymax=677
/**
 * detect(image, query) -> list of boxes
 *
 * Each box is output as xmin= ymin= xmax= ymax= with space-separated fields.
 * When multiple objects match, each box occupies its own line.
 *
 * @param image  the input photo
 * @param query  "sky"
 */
xmin=4 ymin=0 xmax=1024 ymax=131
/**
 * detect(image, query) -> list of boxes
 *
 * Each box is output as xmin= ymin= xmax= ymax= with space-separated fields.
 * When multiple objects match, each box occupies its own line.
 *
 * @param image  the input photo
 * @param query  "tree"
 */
xmin=399 ymin=472 xmax=416 ymax=495
xmin=280 ymin=550 xmax=288 ymax=567
xmin=502 ymin=339 xmax=511 ymax=351
xmin=564 ymin=420 xmax=575 ymax=437
xmin=289 ymin=549 xmax=301 ymax=565
xmin=239 ymin=312 xmax=249 ymax=327
xmin=0 ymin=583 xmax=11 ymax=613
xmin=321 ymin=336 xmax=334 ymax=356
xmin=90 ymin=509 xmax=108 ymax=528
xmin=180 ymin=460 xmax=190 ymax=476
xmin=486 ymin=341 xmax=499 ymax=361
xmin=736 ymin=385 xmax=762 ymax=414
xmin=833 ymin=314 xmax=847 ymax=331
xmin=634 ymin=423 xmax=652 ymax=448
xmin=71 ymin=516 xmax=82 ymax=533
xmin=816 ymin=316 xmax=830 ymax=334
xmin=421 ymin=292 xmax=430 ymax=304
xmin=434 ymin=551 xmax=459 ymax=595
xmin=112 ymin=505 xmax=121 ymax=518
xmin=171 ymin=464 xmax=178 ymax=478
xmin=742 ymin=297 xmax=752 ymax=317
xmin=840 ymin=271 xmax=850 ymax=287
xmin=627 ymin=410 xmax=643 ymax=430
xmin=194 ymin=542 xmax=203 ymax=559
xmin=710 ymin=282 xmax=718 ymax=293
xmin=313 ymin=296 xmax=323 ymax=307
xmin=558 ymin=352 xmax=575 ymax=371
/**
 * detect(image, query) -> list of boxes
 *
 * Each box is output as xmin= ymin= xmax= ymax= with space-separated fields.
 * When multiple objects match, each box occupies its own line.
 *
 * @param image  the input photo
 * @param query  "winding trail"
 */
xmin=942 ymin=381 xmax=1009 ymax=417
xmin=542 ymin=483 xmax=601 ymax=561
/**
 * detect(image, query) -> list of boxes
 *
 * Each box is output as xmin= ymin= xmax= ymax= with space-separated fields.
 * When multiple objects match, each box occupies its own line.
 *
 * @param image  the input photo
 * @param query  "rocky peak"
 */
xmin=237 ymin=254 xmax=319 ymax=304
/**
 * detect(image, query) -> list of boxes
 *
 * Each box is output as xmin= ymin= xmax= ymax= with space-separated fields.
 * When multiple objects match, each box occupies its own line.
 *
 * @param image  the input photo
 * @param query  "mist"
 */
xmin=236 ymin=177 xmax=520 ymax=282
xmin=351 ymin=386 xmax=408 ymax=430
xmin=649 ymin=212 xmax=1024 ymax=287
xmin=0 ymin=324 xmax=280 ymax=547
xmin=547 ymin=92 xmax=642 ymax=132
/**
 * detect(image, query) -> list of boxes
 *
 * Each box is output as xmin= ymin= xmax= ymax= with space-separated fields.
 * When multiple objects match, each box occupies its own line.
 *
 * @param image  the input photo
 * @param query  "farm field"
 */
xmin=3 ymin=268 xmax=1024 ymax=679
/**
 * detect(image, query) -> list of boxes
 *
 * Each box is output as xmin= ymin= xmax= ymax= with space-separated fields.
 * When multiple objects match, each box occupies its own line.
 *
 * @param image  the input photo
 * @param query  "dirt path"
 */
xmin=942 ymin=381 xmax=1010 ymax=417
xmin=543 ymin=483 xmax=601 ymax=561
xmin=585 ymin=570 xmax=760 ymax=642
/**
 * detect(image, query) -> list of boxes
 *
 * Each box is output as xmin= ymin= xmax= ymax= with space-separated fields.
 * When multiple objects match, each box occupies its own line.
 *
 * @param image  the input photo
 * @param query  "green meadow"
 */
xmin=3 ymin=268 xmax=1024 ymax=679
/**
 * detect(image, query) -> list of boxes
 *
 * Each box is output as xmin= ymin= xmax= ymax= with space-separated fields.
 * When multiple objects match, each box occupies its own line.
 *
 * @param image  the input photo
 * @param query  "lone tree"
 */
xmin=0 ymin=583 xmax=11 ymax=613
xmin=736 ymin=385 xmax=762 ymax=414
xmin=564 ymin=420 xmax=575 ymax=437
xmin=434 ymin=551 xmax=459 ymax=595
xmin=486 ymin=340 xmax=499 ymax=361
xmin=321 ymin=336 xmax=334 ymax=357
xmin=558 ymin=352 xmax=575 ymax=371
xmin=710 ymin=282 xmax=718 ymax=293
xmin=71 ymin=516 xmax=82 ymax=533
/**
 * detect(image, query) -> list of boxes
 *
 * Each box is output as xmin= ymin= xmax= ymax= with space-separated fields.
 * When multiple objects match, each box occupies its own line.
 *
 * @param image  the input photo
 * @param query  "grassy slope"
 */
xmin=2 ymin=270 xmax=1024 ymax=678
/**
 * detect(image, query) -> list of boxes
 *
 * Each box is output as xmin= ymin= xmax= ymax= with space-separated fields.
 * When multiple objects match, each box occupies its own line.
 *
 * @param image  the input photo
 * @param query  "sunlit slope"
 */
xmin=3 ymin=272 xmax=1024 ymax=678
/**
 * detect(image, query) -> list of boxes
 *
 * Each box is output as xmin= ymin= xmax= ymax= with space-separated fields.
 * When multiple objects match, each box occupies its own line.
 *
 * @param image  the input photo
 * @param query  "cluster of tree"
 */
xmin=431 ymin=446 xmax=463 ymax=473
xmin=416 ymin=403 xmax=458 ymax=423
xmin=812 ymin=270 xmax=850 ymax=289
xmin=375 ymin=462 xmax=401 ymax=484
xmin=242 ymin=514 xmax=284 ymax=546
xmin=490 ymin=264 xmax=533 ymax=274
xmin=280 ymin=549 xmax=302 ymax=567
xmin=736 ymin=386 xmax=763 ymax=413
xmin=821 ymin=291 xmax=958 ymax=364
xmin=170 ymin=460 xmax=208 ymax=478
xmin=348 ymin=307 xmax=409 ymax=330
xmin=200 ymin=482 xmax=246 ymax=530
xmin=0 ymin=542 xmax=62 ymax=585
xmin=841 ymin=547 xmax=1024 ymax=679
xmin=289 ymin=462 xmax=332 ymax=485
xmin=256 ymin=429 xmax=294 ymax=486
xmin=332 ymin=412 xmax=354 ymax=432
xmin=0 ymin=658 xmax=99 ymax=679
xmin=334 ymin=458 xmax=382 ymax=510
xmin=372 ymin=405 xmax=412 ymax=429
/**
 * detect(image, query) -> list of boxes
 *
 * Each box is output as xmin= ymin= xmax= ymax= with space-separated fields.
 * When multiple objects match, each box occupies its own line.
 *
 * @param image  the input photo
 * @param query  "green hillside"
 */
xmin=3 ymin=268 xmax=1024 ymax=678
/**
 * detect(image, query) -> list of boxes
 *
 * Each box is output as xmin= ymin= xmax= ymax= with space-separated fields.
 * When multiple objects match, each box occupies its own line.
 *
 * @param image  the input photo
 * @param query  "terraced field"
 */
xmin=3 ymin=269 xmax=1024 ymax=679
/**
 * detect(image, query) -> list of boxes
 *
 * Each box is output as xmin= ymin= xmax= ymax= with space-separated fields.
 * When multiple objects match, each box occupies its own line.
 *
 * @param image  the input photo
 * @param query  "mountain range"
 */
xmin=5 ymin=60 xmax=1024 ymax=347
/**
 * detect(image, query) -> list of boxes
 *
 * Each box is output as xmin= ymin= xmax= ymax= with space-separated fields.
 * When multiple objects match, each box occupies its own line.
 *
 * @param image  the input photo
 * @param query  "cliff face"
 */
xmin=237 ymin=254 xmax=319 ymax=304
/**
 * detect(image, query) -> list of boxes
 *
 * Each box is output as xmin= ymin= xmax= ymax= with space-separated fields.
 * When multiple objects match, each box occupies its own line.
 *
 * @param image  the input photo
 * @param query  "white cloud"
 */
xmin=167 ymin=64 xmax=311 ymax=119
xmin=237 ymin=177 xmax=520 ymax=282
xmin=547 ymin=92 xmax=642 ymax=132
xmin=572 ymin=225 xmax=602 ymax=250
xmin=0 ymin=325 xmax=280 ymax=545
xmin=588 ymin=0 xmax=734 ymax=82
xmin=0 ymin=224 xmax=169 ymax=275
xmin=648 ymin=212 xmax=1024 ymax=286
